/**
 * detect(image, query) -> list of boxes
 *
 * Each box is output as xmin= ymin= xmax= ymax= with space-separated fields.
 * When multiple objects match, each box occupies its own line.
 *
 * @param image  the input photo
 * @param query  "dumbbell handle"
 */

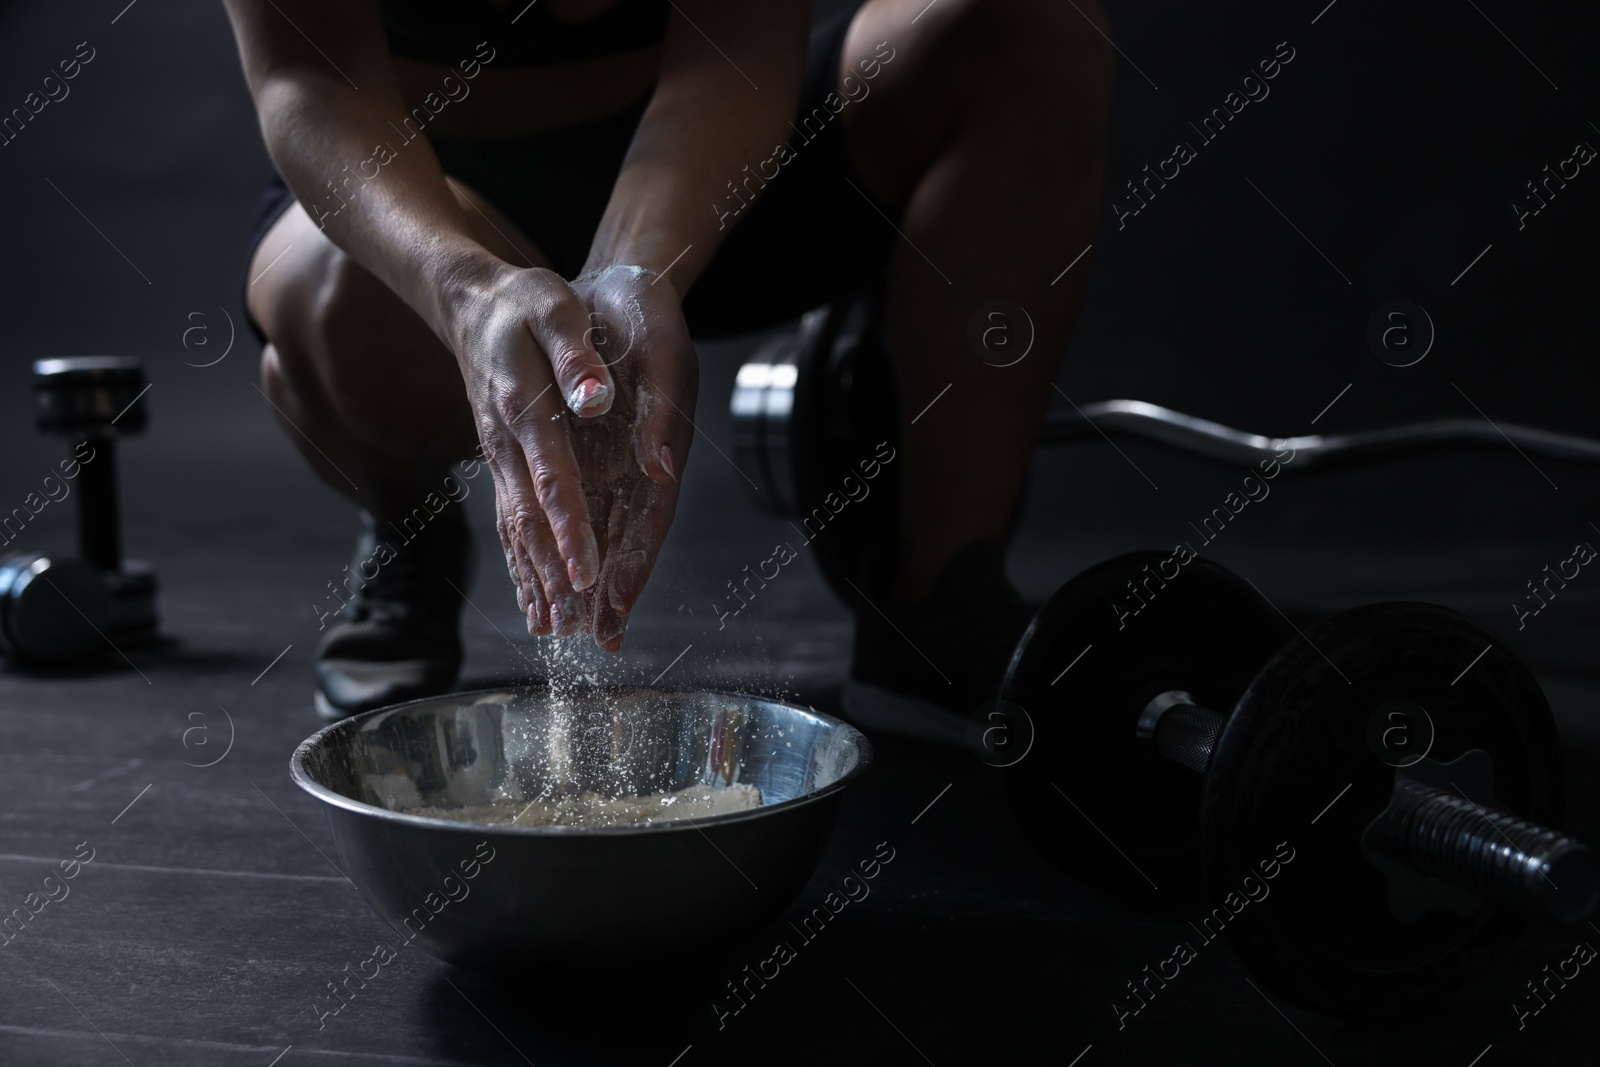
xmin=1139 ymin=691 xmax=1222 ymax=775
xmin=1140 ymin=693 xmax=1600 ymax=922
xmin=76 ymin=432 xmax=121 ymax=572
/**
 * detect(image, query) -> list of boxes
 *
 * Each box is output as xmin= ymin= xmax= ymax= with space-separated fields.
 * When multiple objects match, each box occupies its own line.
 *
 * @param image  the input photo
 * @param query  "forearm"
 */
xmin=254 ymin=74 xmax=498 ymax=344
xmin=583 ymin=3 xmax=812 ymax=292
xmin=222 ymin=0 xmax=502 ymax=348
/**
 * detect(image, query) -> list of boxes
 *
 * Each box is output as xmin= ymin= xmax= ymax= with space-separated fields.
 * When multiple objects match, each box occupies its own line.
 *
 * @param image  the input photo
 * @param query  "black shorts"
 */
xmin=240 ymin=8 xmax=895 ymax=346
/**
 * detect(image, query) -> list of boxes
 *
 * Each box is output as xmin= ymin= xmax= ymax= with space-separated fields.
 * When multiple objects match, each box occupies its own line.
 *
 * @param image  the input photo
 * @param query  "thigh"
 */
xmin=681 ymin=6 xmax=898 ymax=338
xmin=839 ymin=0 xmax=1112 ymax=194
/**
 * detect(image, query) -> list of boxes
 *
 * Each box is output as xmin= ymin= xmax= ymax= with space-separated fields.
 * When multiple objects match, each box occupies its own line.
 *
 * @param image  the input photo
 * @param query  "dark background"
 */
xmin=0 ymin=1 xmax=1597 ymax=1064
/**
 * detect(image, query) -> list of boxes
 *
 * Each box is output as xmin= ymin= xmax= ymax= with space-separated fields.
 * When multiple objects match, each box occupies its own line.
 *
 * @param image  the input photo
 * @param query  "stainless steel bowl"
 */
xmin=290 ymin=686 xmax=872 ymax=973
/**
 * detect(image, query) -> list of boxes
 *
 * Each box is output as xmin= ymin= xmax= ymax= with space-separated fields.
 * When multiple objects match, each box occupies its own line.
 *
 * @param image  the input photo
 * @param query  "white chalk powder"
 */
xmin=405 ymin=781 xmax=763 ymax=828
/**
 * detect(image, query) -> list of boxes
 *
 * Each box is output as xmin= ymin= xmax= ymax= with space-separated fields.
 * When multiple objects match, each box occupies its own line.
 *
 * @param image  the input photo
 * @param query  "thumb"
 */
xmin=524 ymin=282 xmax=615 ymax=418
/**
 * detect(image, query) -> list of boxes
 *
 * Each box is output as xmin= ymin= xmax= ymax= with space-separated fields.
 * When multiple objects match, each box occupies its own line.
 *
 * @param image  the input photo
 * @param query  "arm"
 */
xmin=222 ymin=1 xmax=506 ymax=344
xmin=221 ymin=0 xmax=614 ymax=624
xmin=585 ymin=0 xmax=815 ymax=290
xmin=570 ymin=0 xmax=814 ymax=644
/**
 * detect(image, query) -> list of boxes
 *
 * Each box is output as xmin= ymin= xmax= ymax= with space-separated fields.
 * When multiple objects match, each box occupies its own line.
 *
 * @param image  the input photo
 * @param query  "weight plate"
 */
xmin=0 ymin=553 xmax=115 ymax=663
xmin=792 ymin=293 xmax=901 ymax=607
xmin=1001 ymin=550 xmax=1293 ymax=895
xmin=32 ymin=356 xmax=148 ymax=435
xmin=1202 ymin=602 xmax=1562 ymax=1017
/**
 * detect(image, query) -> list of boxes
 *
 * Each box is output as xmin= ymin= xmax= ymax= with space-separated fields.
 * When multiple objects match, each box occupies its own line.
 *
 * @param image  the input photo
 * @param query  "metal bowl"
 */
xmin=290 ymin=686 xmax=872 ymax=973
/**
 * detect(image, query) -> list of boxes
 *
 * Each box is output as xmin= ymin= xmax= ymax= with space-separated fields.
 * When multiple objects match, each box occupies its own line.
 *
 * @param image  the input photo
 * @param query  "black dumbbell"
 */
xmin=1000 ymin=551 xmax=1599 ymax=1017
xmin=0 ymin=357 xmax=159 ymax=664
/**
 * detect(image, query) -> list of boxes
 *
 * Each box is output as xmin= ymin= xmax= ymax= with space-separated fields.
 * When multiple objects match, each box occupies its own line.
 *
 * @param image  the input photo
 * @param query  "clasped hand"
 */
xmin=452 ymin=262 xmax=696 ymax=650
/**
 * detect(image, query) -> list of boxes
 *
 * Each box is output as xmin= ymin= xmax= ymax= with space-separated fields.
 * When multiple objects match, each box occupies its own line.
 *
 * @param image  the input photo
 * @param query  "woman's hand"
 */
xmin=448 ymin=259 xmax=695 ymax=648
xmin=449 ymin=262 xmax=620 ymax=638
xmin=567 ymin=265 xmax=697 ymax=650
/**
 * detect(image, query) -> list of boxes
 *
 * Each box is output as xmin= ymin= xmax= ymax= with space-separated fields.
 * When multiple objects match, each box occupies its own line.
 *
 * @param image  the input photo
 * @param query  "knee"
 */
xmin=954 ymin=0 xmax=1109 ymax=60
xmin=307 ymin=245 xmax=391 ymax=393
xmin=286 ymin=245 xmax=447 ymax=458
xmin=947 ymin=0 xmax=1114 ymax=139
xmin=259 ymin=342 xmax=287 ymax=408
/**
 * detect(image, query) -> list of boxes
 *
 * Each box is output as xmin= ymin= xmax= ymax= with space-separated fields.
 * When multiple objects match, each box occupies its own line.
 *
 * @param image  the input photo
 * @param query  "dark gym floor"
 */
xmin=2 ymin=2 xmax=1599 ymax=1065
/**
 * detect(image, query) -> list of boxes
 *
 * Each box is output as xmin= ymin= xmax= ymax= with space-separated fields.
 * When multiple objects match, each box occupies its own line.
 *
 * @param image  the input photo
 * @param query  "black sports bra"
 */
xmin=380 ymin=0 xmax=670 ymax=67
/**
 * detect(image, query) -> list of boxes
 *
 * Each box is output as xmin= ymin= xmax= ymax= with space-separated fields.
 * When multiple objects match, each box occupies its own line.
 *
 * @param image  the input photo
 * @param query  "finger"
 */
xmin=491 ymin=438 xmax=586 ymax=635
xmin=605 ymin=475 xmax=681 ymax=621
xmin=526 ymin=276 xmax=614 ymax=417
xmin=496 ymin=460 xmax=553 ymax=635
xmin=498 ymin=384 xmax=600 ymax=592
xmin=501 ymin=479 xmax=551 ymax=633
xmin=485 ymin=424 xmax=572 ymax=629
xmin=511 ymin=532 xmax=551 ymax=636
xmin=593 ymin=580 xmax=625 ymax=648
xmin=486 ymin=456 xmax=536 ymax=615
xmin=630 ymin=329 xmax=697 ymax=486
xmin=592 ymin=489 xmax=633 ymax=649
xmin=490 ymin=417 xmax=586 ymax=636
xmin=525 ymin=504 xmax=586 ymax=636
xmin=586 ymin=582 xmax=616 ymax=648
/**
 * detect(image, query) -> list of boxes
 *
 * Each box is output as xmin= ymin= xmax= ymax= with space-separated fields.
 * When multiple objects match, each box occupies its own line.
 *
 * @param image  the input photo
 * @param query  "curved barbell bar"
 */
xmin=1047 ymin=399 xmax=1600 ymax=469
xmin=730 ymin=341 xmax=1600 ymax=518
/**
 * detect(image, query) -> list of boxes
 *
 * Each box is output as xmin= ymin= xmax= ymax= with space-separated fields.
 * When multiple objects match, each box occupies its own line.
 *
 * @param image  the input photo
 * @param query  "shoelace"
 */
xmin=348 ymin=527 xmax=462 ymax=625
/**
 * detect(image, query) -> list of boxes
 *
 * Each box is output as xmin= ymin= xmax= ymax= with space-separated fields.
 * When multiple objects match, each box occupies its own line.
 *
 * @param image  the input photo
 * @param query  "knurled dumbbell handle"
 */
xmin=1145 ymin=697 xmax=1600 ymax=922
xmin=1148 ymin=698 xmax=1222 ymax=775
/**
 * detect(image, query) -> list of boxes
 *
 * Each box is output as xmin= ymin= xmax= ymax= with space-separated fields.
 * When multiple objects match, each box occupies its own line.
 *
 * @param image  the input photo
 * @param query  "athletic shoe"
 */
xmin=313 ymin=507 xmax=472 ymax=720
xmin=843 ymin=540 xmax=1034 ymax=746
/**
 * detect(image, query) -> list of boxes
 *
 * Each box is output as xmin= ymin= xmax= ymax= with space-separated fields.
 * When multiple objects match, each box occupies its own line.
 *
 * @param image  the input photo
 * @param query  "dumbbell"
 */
xmin=1000 ymin=550 xmax=1599 ymax=1017
xmin=0 ymin=357 xmax=159 ymax=664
